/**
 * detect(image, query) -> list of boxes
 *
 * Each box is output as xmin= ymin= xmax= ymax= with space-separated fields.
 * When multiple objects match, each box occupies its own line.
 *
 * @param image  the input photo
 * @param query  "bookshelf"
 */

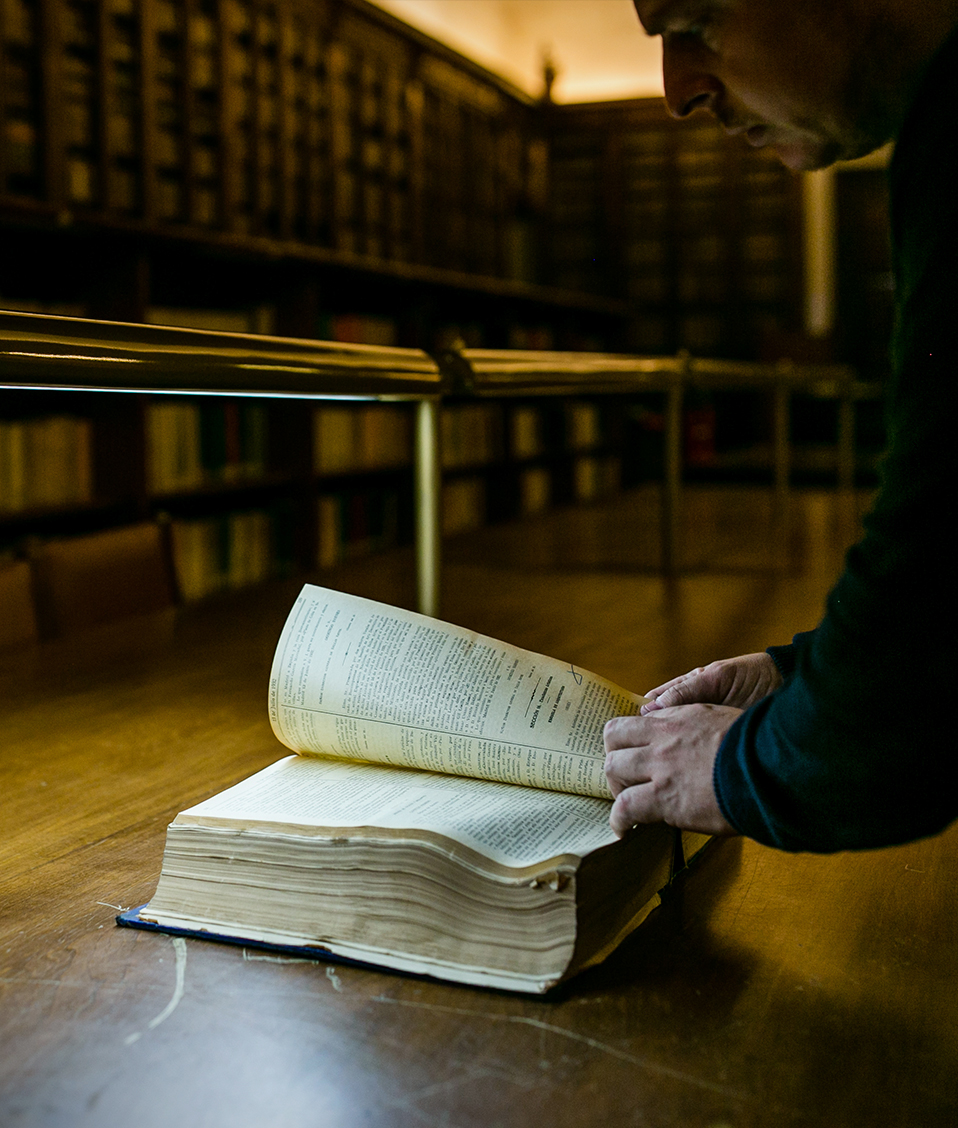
xmin=0 ymin=308 xmax=443 ymax=610
xmin=0 ymin=0 xmax=626 ymax=350
xmin=1 ymin=310 xmax=867 ymax=618
xmin=0 ymin=3 xmax=880 ymax=600
xmin=1 ymin=2 xmax=842 ymax=374
xmin=545 ymin=98 xmax=805 ymax=360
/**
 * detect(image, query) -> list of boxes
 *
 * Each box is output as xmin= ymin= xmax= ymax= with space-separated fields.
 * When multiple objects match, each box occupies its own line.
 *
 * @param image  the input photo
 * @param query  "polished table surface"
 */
xmin=2 ymin=555 xmax=957 ymax=1128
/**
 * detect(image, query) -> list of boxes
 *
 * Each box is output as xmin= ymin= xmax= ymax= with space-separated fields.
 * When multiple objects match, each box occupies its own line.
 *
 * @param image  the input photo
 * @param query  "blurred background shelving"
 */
xmin=1 ymin=0 xmax=892 ymax=598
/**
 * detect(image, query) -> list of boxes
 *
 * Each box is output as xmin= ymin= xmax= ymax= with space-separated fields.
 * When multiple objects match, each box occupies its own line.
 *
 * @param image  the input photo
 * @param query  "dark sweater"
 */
xmin=712 ymin=28 xmax=958 ymax=851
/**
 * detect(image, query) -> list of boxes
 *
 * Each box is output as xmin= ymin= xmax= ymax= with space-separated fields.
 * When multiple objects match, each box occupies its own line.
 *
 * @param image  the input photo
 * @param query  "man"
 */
xmin=603 ymin=0 xmax=958 ymax=851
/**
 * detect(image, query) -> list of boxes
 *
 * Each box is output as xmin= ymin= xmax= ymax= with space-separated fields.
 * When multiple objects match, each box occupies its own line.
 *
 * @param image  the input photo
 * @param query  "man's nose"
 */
xmin=662 ymin=41 xmax=723 ymax=118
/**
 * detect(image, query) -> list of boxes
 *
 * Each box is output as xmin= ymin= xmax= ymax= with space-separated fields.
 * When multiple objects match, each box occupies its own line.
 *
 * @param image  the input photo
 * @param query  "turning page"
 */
xmin=269 ymin=584 xmax=644 ymax=798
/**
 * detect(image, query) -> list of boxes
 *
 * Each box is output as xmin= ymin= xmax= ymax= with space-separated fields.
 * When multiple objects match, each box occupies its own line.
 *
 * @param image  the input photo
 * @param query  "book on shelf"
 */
xmin=316 ymin=488 xmax=402 ymax=568
xmin=509 ymin=405 xmax=546 ymax=460
xmin=313 ymin=404 xmax=412 ymax=476
xmin=147 ymin=401 xmax=268 ymax=493
xmin=565 ymin=401 xmax=602 ymax=452
xmin=518 ymin=465 xmax=551 ymax=516
xmin=573 ymin=455 xmax=621 ymax=502
xmin=169 ymin=506 xmax=295 ymax=602
xmin=317 ymin=313 xmax=398 ymax=348
xmin=122 ymin=584 xmax=709 ymax=994
xmin=441 ymin=403 xmax=502 ymax=470
xmin=0 ymin=416 xmax=93 ymax=513
xmin=441 ymin=476 xmax=486 ymax=536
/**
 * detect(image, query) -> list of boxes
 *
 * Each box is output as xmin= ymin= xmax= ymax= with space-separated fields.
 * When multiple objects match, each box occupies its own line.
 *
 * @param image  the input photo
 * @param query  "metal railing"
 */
xmin=2 ymin=309 xmax=874 ymax=617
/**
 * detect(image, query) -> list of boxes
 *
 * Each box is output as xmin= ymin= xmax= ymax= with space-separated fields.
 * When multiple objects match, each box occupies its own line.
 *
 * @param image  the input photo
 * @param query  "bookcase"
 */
xmin=437 ymin=395 xmax=623 ymax=537
xmin=545 ymin=98 xmax=804 ymax=360
xmin=0 ymin=383 xmax=649 ymax=604
xmin=0 ymin=386 xmax=299 ymax=597
xmin=0 ymin=312 xmax=445 ymax=608
xmin=0 ymin=0 xmax=623 ymax=351
xmin=1 ymin=307 xmax=866 ymax=617
xmin=1 ymin=0 xmax=821 ymax=358
xmin=1 ymin=2 xmax=877 ymax=598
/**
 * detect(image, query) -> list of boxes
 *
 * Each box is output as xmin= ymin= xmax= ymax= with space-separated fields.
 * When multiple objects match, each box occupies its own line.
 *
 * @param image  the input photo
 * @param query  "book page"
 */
xmin=269 ymin=584 xmax=644 ymax=798
xmin=178 ymin=755 xmax=619 ymax=869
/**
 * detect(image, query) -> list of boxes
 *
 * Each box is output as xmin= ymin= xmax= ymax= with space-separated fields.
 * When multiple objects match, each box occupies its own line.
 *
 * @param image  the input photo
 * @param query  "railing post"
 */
xmin=773 ymin=364 xmax=791 ymax=568
xmin=662 ymin=361 xmax=685 ymax=573
xmin=415 ymin=397 xmax=442 ymax=617
xmin=837 ymin=389 xmax=855 ymax=493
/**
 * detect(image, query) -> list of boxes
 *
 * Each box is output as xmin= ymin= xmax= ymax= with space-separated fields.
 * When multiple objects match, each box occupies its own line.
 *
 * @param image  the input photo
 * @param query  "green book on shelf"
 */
xmin=126 ymin=584 xmax=708 ymax=994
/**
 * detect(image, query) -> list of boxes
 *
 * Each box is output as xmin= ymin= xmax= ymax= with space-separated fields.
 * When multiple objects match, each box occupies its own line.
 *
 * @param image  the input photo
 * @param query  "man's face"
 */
xmin=632 ymin=0 xmax=891 ymax=170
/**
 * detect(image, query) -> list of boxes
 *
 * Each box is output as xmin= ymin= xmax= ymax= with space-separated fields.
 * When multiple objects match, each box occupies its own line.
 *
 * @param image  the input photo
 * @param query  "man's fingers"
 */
xmin=641 ymin=682 xmax=692 ymax=713
xmin=604 ymin=744 xmax=650 ymax=798
xmin=609 ymin=785 xmax=655 ymax=837
xmin=603 ymin=702 xmax=741 ymax=837
xmin=642 ymin=668 xmax=711 ymax=712
xmin=603 ymin=714 xmax=650 ymax=751
xmin=642 ymin=668 xmax=705 ymax=701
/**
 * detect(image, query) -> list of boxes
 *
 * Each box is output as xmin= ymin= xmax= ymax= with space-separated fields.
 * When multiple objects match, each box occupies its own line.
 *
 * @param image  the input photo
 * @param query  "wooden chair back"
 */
xmin=30 ymin=522 xmax=177 ymax=639
xmin=0 ymin=559 xmax=39 ymax=649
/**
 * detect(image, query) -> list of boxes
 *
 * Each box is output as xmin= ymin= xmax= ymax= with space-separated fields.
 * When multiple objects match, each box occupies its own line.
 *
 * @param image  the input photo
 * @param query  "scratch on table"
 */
xmin=388 ymin=1063 xmax=534 ymax=1113
xmin=242 ymin=949 xmax=311 ymax=964
xmin=727 ymin=852 xmax=759 ymax=933
xmin=124 ymin=937 xmax=187 ymax=1045
xmin=326 ymin=966 xmax=343 ymax=992
xmin=0 ymin=976 xmax=104 ymax=989
xmin=95 ymin=901 xmax=129 ymax=912
xmin=368 ymin=995 xmax=750 ymax=1100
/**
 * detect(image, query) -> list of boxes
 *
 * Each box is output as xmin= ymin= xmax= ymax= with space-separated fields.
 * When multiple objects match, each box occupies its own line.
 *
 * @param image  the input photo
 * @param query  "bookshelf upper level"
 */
xmin=0 ymin=0 xmax=617 ymax=329
xmin=0 ymin=0 xmax=811 ymax=358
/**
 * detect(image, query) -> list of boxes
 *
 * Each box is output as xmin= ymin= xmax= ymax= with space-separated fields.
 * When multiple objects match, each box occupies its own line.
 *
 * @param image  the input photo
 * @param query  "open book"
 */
xmin=124 ymin=584 xmax=707 ymax=993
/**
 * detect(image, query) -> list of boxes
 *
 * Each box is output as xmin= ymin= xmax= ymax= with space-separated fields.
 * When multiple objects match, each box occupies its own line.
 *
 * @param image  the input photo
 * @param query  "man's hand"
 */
xmin=640 ymin=652 xmax=782 ymax=714
xmin=603 ymin=705 xmax=740 ymax=837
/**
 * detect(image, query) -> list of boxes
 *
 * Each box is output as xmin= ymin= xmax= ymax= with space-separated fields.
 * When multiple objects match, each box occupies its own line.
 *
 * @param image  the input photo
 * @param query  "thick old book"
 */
xmin=124 ymin=584 xmax=706 ymax=994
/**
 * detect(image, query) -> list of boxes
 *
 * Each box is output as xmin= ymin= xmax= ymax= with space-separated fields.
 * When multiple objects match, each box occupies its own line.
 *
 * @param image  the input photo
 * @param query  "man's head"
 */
xmin=632 ymin=0 xmax=958 ymax=170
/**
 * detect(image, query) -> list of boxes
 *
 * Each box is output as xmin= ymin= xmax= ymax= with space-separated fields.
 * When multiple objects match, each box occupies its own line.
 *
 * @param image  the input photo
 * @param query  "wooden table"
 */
xmin=2 ymin=578 xmax=956 ymax=1128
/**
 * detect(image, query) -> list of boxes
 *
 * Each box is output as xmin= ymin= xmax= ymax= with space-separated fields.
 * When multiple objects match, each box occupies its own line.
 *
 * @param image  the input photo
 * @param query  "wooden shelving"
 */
xmin=1 ymin=0 xmax=627 ymax=350
xmin=545 ymin=98 xmax=805 ymax=359
xmin=0 ymin=3 xmax=882 ymax=595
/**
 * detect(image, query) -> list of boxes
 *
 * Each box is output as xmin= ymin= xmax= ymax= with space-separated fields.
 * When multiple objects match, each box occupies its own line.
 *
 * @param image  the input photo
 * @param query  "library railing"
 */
xmin=437 ymin=346 xmax=868 ymax=570
xmin=2 ymin=310 xmax=870 ymax=615
xmin=0 ymin=309 xmax=444 ymax=615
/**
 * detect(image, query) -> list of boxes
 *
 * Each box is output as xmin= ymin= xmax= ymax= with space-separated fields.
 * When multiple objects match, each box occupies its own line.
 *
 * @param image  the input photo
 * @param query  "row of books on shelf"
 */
xmin=315 ymin=400 xmax=607 ymax=477
xmin=0 ymin=416 xmax=93 ymax=513
xmin=147 ymin=401 xmax=269 ymax=493
xmin=516 ymin=455 xmax=622 ymax=514
xmin=0 ymin=400 xmax=615 ymax=517
xmin=169 ymin=508 xmax=295 ymax=603
xmin=441 ymin=404 xmax=503 ymax=470
xmin=316 ymin=490 xmax=403 ymax=569
xmin=443 ymin=454 xmax=622 ymax=538
xmin=313 ymin=404 xmax=412 ymax=475
xmin=2 ymin=448 xmax=625 ymax=608
xmin=442 ymin=401 xmax=605 ymax=470
xmin=313 ymin=452 xmax=621 ymax=568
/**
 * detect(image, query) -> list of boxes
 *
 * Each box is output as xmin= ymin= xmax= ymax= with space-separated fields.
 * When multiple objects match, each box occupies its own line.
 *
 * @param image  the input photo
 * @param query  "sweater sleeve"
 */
xmin=714 ymin=317 xmax=957 ymax=850
xmin=712 ymin=33 xmax=958 ymax=852
xmin=765 ymin=631 xmax=814 ymax=680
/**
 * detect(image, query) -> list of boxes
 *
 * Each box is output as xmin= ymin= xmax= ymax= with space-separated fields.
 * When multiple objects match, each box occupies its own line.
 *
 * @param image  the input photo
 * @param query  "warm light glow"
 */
xmin=369 ymin=0 xmax=664 ymax=102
